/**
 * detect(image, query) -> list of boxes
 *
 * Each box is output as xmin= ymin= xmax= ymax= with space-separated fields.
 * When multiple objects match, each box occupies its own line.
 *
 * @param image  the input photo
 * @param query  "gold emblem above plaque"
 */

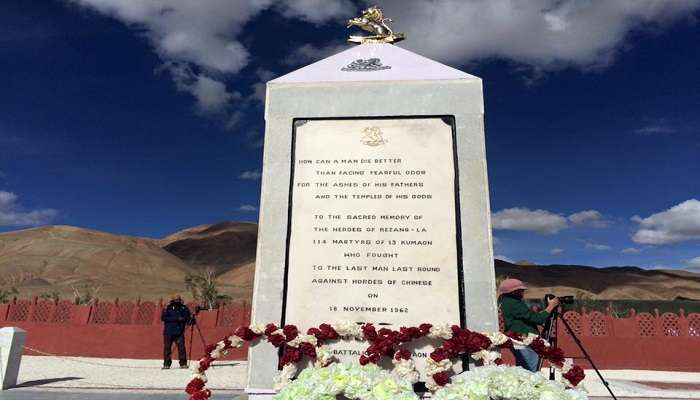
xmin=360 ymin=126 xmax=388 ymax=146
xmin=347 ymin=6 xmax=404 ymax=44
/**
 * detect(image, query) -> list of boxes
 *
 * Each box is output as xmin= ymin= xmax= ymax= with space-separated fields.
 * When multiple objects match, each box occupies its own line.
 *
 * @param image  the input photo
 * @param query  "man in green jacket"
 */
xmin=499 ymin=278 xmax=559 ymax=372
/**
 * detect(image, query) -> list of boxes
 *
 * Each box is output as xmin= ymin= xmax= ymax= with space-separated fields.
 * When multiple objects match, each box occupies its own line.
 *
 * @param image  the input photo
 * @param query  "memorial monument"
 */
xmin=247 ymin=7 xmax=498 ymax=397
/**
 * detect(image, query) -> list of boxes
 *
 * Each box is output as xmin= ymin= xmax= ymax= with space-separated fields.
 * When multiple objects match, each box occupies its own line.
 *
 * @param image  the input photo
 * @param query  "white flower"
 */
xmin=249 ymin=324 xmax=267 ymax=335
xmin=471 ymin=349 xmax=501 ymax=366
xmin=333 ymin=321 xmax=363 ymax=338
xmin=428 ymin=323 xmax=453 ymax=339
xmin=432 ymin=365 xmax=589 ymax=400
xmin=228 ymin=335 xmax=244 ymax=348
xmin=314 ymin=345 xmax=335 ymax=367
xmin=425 ymin=357 xmax=452 ymax=376
xmin=392 ymin=358 xmax=420 ymax=384
xmin=273 ymin=363 xmax=297 ymax=391
xmin=287 ymin=333 xmax=318 ymax=348
xmin=190 ymin=372 xmax=207 ymax=382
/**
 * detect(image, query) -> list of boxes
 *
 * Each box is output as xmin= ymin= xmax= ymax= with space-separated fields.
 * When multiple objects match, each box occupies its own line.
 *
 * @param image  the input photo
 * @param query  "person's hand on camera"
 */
xmin=545 ymin=296 xmax=560 ymax=313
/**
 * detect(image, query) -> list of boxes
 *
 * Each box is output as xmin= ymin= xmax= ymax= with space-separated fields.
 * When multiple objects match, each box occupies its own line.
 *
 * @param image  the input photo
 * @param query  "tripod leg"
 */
xmin=537 ymin=309 xmax=557 ymax=372
xmin=187 ymin=324 xmax=195 ymax=368
xmin=558 ymin=314 xmax=618 ymax=400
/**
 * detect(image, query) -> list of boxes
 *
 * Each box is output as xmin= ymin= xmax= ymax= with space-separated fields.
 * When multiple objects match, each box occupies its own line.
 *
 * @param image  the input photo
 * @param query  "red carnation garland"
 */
xmin=184 ymin=322 xmax=584 ymax=400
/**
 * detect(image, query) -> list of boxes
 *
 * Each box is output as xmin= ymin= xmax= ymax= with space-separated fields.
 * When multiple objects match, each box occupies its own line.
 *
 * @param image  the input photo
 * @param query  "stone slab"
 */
xmin=0 ymin=328 xmax=25 ymax=390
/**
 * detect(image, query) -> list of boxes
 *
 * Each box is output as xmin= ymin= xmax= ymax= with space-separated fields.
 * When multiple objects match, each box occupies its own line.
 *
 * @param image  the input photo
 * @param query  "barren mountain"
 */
xmin=1 ymin=222 xmax=698 ymax=302
xmin=495 ymin=260 xmax=700 ymax=300
xmin=161 ymin=222 xmax=257 ymax=300
xmin=0 ymin=225 xmax=195 ymax=300
xmin=161 ymin=221 xmax=257 ymax=275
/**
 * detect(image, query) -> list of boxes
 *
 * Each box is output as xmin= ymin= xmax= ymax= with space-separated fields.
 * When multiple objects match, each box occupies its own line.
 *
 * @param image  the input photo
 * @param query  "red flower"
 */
xmin=494 ymin=358 xmax=504 ymax=365
xmin=362 ymin=323 xmax=378 ymax=341
xmin=432 ymin=371 xmax=450 ymax=386
xmin=264 ymin=323 xmax=278 ymax=336
xmin=394 ymin=348 xmax=412 ymax=361
xmin=503 ymin=330 xmax=523 ymax=341
xmin=499 ymin=339 xmax=513 ymax=349
xmin=198 ymin=357 xmax=213 ymax=372
xmin=234 ymin=326 xmax=257 ymax=341
xmin=204 ymin=344 xmax=217 ymax=354
xmin=319 ymin=323 xmax=338 ymax=340
xmin=359 ymin=355 xmax=370 ymax=365
xmin=419 ymin=323 xmax=432 ymax=335
xmin=544 ymin=347 xmax=565 ymax=368
xmin=279 ymin=347 xmax=302 ymax=366
xmin=222 ymin=338 xmax=232 ymax=348
xmin=185 ymin=378 xmax=205 ymax=394
xmin=190 ymin=389 xmax=211 ymax=400
xmin=267 ymin=333 xmax=286 ymax=348
xmin=563 ymin=365 xmax=586 ymax=387
xmin=430 ymin=348 xmax=450 ymax=362
xmin=283 ymin=325 xmax=299 ymax=341
xmin=299 ymin=342 xmax=317 ymax=359
xmin=529 ymin=338 xmax=547 ymax=354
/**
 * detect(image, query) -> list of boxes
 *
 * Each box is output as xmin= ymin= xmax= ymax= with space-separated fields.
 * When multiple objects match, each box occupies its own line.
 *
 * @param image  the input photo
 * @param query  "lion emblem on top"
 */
xmin=347 ymin=6 xmax=405 ymax=44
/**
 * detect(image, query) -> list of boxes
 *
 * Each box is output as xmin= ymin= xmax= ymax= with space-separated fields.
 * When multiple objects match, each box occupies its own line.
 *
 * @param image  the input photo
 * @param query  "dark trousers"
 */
xmin=163 ymin=334 xmax=187 ymax=366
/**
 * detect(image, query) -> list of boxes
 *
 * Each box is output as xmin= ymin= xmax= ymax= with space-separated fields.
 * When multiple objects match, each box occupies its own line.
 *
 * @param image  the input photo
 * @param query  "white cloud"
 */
xmin=687 ymin=256 xmax=700 ymax=269
xmin=276 ymin=0 xmax=354 ymax=24
xmin=284 ymin=42 xmax=348 ymax=66
xmin=550 ymin=248 xmax=565 ymax=255
xmin=0 ymin=191 xmax=57 ymax=227
xmin=632 ymin=199 xmax=700 ymax=244
xmin=379 ymin=0 xmax=699 ymax=71
xmin=584 ymin=241 xmax=611 ymax=251
xmin=634 ymin=124 xmax=676 ymax=135
xmin=492 ymin=207 xmax=611 ymax=234
xmin=621 ymin=247 xmax=641 ymax=254
xmin=69 ymin=0 xmax=351 ymax=116
xmin=494 ymin=254 xmax=514 ymax=263
xmin=239 ymin=170 xmax=262 ymax=180
xmin=238 ymin=204 xmax=258 ymax=212
xmin=492 ymin=208 xmax=568 ymax=234
xmin=568 ymin=210 xmax=609 ymax=228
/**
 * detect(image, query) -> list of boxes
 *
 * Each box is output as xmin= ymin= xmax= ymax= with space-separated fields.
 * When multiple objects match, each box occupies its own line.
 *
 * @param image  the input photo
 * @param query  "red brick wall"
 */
xmin=3 ymin=298 xmax=699 ymax=371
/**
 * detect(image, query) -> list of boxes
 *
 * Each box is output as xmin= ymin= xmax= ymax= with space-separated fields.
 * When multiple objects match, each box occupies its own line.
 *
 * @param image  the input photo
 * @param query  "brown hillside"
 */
xmin=161 ymin=221 xmax=257 ymax=275
xmin=495 ymin=260 xmax=700 ymax=300
xmin=0 ymin=225 xmax=195 ymax=300
xmin=2 ymin=222 xmax=698 ymax=302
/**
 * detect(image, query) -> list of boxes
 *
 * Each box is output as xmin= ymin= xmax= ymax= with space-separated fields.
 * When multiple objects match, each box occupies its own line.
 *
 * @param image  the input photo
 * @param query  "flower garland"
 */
xmin=273 ymin=363 xmax=419 ymax=400
xmin=184 ymin=322 xmax=585 ymax=400
xmin=432 ymin=365 xmax=588 ymax=400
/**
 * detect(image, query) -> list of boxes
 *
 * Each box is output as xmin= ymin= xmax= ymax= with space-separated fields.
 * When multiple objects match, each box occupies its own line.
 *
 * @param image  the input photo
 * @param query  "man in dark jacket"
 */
xmin=161 ymin=294 xmax=191 ymax=369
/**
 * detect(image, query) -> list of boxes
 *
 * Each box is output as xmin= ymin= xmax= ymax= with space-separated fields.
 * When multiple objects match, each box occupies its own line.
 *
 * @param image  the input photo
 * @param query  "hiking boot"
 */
xmin=162 ymin=365 xmax=171 ymax=370
xmin=180 ymin=364 xmax=188 ymax=369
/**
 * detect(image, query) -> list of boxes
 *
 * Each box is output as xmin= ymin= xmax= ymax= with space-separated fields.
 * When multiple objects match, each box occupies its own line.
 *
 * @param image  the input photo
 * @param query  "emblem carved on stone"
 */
xmin=360 ymin=126 xmax=388 ymax=147
xmin=341 ymin=58 xmax=391 ymax=72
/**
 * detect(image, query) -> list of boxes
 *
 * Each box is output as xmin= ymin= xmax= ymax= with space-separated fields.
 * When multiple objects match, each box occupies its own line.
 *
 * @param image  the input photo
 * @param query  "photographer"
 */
xmin=161 ymin=294 xmax=192 ymax=369
xmin=498 ymin=279 xmax=559 ymax=372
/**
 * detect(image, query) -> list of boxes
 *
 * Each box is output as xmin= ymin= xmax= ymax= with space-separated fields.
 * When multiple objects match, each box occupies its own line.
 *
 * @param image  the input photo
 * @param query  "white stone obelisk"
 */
xmin=247 ymin=39 xmax=497 ymax=397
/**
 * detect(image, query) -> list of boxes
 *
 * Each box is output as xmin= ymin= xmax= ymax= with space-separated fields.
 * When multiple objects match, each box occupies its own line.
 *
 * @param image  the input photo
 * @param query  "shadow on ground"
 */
xmin=13 ymin=377 xmax=83 ymax=388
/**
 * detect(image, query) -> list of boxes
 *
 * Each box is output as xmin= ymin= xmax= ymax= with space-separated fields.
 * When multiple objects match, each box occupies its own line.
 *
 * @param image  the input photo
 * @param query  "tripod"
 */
xmin=187 ymin=316 xmax=208 ymax=368
xmin=539 ymin=308 xmax=618 ymax=400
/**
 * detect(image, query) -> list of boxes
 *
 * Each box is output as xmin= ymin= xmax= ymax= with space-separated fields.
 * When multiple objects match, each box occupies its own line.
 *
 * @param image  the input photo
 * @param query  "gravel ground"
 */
xmin=12 ymin=356 xmax=700 ymax=399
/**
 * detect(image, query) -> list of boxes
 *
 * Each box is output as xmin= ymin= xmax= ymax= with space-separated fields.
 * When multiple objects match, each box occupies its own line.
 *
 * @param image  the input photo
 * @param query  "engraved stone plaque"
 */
xmin=283 ymin=117 xmax=464 ymax=377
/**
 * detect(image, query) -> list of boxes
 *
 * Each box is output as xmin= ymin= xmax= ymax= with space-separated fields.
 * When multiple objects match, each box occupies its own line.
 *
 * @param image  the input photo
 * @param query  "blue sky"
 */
xmin=1 ymin=0 xmax=699 ymax=271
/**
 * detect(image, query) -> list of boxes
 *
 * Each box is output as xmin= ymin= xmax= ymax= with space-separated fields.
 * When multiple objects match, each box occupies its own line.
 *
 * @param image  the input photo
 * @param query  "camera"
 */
xmin=544 ymin=294 xmax=575 ymax=305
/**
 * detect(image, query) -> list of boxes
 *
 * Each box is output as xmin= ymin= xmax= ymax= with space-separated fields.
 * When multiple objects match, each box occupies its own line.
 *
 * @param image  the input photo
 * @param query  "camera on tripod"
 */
xmin=544 ymin=293 xmax=575 ymax=305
